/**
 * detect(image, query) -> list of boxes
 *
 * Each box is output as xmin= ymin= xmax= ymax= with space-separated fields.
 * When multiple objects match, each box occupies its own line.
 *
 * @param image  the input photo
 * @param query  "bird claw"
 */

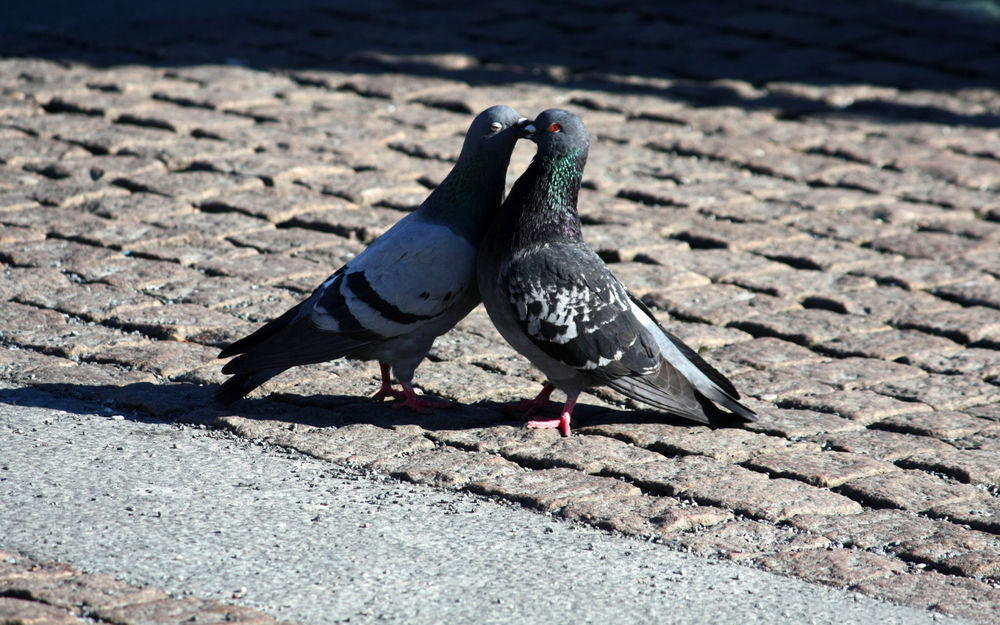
xmin=526 ymin=413 xmax=572 ymax=437
xmin=371 ymin=387 xmax=407 ymax=403
xmin=392 ymin=394 xmax=454 ymax=414
xmin=372 ymin=361 xmax=454 ymax=413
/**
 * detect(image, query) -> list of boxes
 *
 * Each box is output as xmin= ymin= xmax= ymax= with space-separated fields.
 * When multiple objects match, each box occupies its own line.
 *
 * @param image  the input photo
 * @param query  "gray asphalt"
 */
xmin=0 ymin=386 xmax=967 ymax=625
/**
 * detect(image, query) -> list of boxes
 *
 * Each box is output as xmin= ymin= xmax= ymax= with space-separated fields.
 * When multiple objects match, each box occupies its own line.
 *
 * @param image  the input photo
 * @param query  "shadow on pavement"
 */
xmin=2 ymin=381 xmax=734 ymax=433
xmin=2 ymin=0 xmax=999 ymax=127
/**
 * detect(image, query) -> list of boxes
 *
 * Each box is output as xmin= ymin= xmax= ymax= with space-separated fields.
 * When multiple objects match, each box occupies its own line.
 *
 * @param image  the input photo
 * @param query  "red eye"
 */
xmin=549 ymin=123 xmax=561 ymax=132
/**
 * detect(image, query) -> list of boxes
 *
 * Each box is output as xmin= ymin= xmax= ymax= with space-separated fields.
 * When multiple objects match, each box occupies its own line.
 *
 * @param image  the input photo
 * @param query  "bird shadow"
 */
xmin=1 ymin=381 xmax=745 ymax=433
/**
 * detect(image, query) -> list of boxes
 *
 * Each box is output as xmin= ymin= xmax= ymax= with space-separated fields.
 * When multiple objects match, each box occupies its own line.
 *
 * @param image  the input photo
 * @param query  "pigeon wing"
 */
xmin=502 ymin=245 xmax=645 ymax=370
xmin=221 ymin=218 xmax=478 ymax=375
xmin=501 ymin=244 xmax=733 ymax=423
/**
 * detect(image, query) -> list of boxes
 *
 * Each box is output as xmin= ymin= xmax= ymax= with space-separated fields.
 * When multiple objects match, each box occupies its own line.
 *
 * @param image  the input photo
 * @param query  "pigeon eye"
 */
xmin=549 ymin=123 xmax=561 ymax=132
xmin=489 ymin=121 xmax=503 ymax=132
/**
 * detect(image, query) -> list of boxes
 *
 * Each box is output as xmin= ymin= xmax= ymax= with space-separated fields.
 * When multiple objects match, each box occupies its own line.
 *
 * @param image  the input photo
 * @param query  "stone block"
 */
xmin=644 ymin=283 xmax=800 ymax=326
xmin=0 ymin=597 xmax=83 ymax=624
xmin=757 ymin=548 xmax=905 ymax=587
xmin=467 ymin=468 xmax=641 ymax=513
xmin=779 ymin=389 xmax=933 ymax=424
xmin=837 ymin=470 xmax=981 ymax=512
xmin=730 ymin=308 xmax=889 ymax=347
xmin=820 ymin=427 xmax=954 ymax=462
xmin=669 ymin=519 xmax=831 ymax=560
xmin=743 ymin=450 xmax=898 ymax=488
xmin=815 ymin=329 xmax=961 ymax=361
xmin=95 ymin=597 xmax=280 ymax=625
xmin=898 ymin=448 xmax=1000 ymax=486
xmin=582 ymin=421 xmax=817 ymax=463
xmin=873 ymin=373 xmax=1000 ymax=411
xmin=741 ymin=401 xmax=862 ymax=439
xmin=560 ymin=496 xmax=732 ymax=537
xmin=895 ymin=306 xmax=1000 ymax=346
xmin=854 ymin=570 xmax=1000 ymax=623
xmin=369 ymin=447 xmax=522 ymax=490
xmin=620 ymin=455 xmax=862 ymax=521
xmin=802 ymin=357 xmax=925 ymax=391
xmin=876 ymin=411 xmax=998 ymax=441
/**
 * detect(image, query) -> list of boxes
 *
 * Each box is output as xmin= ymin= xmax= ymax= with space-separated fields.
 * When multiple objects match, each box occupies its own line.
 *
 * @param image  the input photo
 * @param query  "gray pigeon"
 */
xmin=477 ymin=109 xmax=757 ymax=435
xmin=217 ymin=105 xmax=530 ymax=410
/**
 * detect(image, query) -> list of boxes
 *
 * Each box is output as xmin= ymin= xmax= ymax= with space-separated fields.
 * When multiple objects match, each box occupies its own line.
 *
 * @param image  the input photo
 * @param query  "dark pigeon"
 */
xmin=217 ymin=105 xmax=530 ymax=411
xmin=477 ymin=109 xmax=757 ymax=435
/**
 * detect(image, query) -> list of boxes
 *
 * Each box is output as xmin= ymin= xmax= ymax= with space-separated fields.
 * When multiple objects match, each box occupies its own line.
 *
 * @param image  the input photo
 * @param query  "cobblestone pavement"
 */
xmin=1 ymin=550 xmax=297 ymax=625
xmin=2 ymin=0 xmax=1000 ymax=623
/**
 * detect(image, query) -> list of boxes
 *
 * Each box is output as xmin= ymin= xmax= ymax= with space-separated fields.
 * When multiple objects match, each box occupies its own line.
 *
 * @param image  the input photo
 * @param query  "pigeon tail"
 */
xmin=214 ymin=367 xmax=286 ymax=404
xmin=219 ymin=301 xmax=304 ymax=359
xmin=697 ymin=386 xmax=758 ymax=423
xmin=220 ymin=318 xmax=374 ymax=376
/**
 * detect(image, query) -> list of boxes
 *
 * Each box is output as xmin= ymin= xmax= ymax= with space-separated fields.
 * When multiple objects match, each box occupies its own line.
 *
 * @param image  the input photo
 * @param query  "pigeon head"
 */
xmin=458 ymin=105 xmax=531 ymax=160
xmin=421 ymin=105 xmax=529 ymax=238
xmin=523 ymin=109 xmax=589 ymax=161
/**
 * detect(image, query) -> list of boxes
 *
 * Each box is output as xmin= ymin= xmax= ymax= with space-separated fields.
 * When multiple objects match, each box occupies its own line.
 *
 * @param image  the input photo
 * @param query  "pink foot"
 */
xmin=393 ymin=386 xmax=454 ymax=414
xmin=527 ymin=413 xmax=572 ymax=437
xmin=371 ymin=362 xmax=406 ymax=403
xmin=526 ymin=395 xmax=576 ymax=437
xmin=371 ymin=386 xmax=407 ymax=403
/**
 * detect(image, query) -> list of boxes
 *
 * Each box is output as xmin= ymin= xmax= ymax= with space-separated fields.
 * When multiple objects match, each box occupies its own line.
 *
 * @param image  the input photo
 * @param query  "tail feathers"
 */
xmin=219 ymin=301 xmax=305 ymax=359
xmin=604 ymin=362 xmax=757 ymax=425
xmin=215 ymin=368 xmax=286 ymax=404
xmin=700 ymin=386 xmax=758 ymax=422
xmin=220 ymin=324 xmax=372 ymax=375
xmin=602 ymin=365 xmax=710 ymax=425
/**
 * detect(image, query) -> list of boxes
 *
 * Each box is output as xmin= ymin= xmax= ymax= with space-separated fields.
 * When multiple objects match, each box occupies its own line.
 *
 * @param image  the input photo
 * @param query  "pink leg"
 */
xmin=371 ymin=362 xmax=454 ymax=413
xmin=501 ymin=383 xmax=559 ymax=419
xmin=527 ymin=394 xmax=577 ymax=437
xmin=371 ymin=362 xmax=406 ymax=402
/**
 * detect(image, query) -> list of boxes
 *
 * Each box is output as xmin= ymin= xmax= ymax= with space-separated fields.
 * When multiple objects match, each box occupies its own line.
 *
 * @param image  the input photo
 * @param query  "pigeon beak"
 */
xmin=515 ymin=118 xmax=536 ymax=137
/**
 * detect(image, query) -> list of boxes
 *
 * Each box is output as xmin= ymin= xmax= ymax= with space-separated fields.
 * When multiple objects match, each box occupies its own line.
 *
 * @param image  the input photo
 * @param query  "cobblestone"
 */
xmin=854 ymin=570 xmax=1000 ymax=623
xmin=816 ymin=329 xmax=962 ymax=362
xmin=4 ymin=0 xmax=1000 ymax=621
xmin=584 ymin=421 xmax=817 ymax=463
xmin=730 ymin=308 xmax=890 ymax=347
xmin=621 ymin=455 xmax=862 ymax=521
xmin=467 ymin=468 xmax=642 ymax=513
xmin=779 ymin=389 xmax=934 ymax=424
xmin=837 ymin=471 xmax=983 ymax=512
xmin=669 ymin=519 xmax=832 ymax=561
xmin=820 ymin=428 xmax=956 ymax=462
xmin=560 ymin=496 xmax=733 ymax=537
xmin=898 ymin=448 xmax=1000 ymax=486
xmin=757 ymin=548 xmax=906 ymax=587
xmin=743 ymin=450 xmax=898 ymax=488
xmin=875 ymin=411 xmax=1000 ymax=442
xmin=0 ymin=551 xmax=293 ymax=625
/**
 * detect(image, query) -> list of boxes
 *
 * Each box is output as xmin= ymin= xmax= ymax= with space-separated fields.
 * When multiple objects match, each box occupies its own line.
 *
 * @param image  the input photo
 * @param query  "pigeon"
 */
xmin=477 ymin=109 xmax=757 ymax=436
xmin=216 ymin=105 xmax=530 ymax=410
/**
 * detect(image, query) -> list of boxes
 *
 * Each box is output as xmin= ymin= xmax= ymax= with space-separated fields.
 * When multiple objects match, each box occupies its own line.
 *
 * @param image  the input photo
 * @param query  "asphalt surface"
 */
xmin=0 ymin=387 xmax=968 ymax=625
